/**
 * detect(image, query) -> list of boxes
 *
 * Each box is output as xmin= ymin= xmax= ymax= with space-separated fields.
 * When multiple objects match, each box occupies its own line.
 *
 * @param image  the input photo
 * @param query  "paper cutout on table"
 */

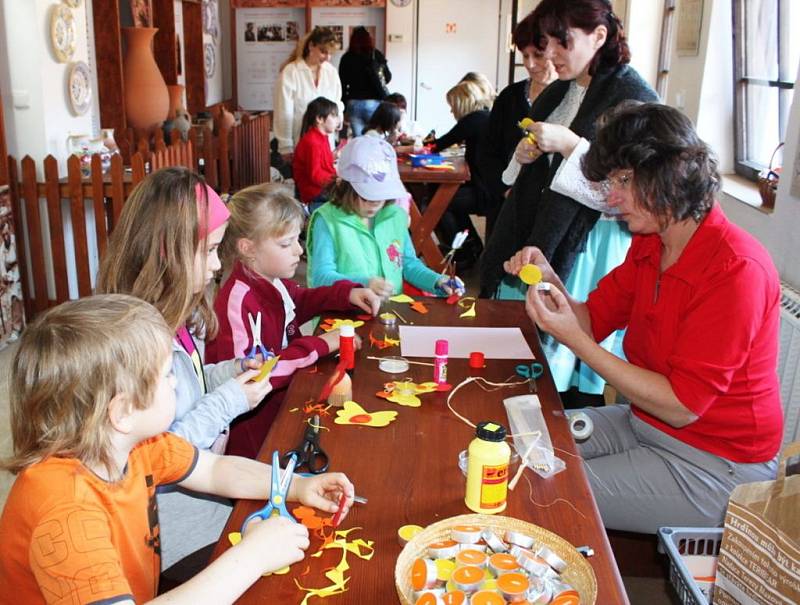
xmin=369 ymin=330 xmax=399 ymax=350
xmin=334 ymin=400 xmax=398 ymax=427
xmin=293 ymin=505 xmax=336 ymax=547
xmin=389 ymin=294 xmax=415 ymax=304
xmin=227 ymin=532 xmax=290 ymax=575
xmin=296 ymin=527 xmax=375 ymax=605
xmin=409 ymin=301 xmax=429 ymax=314
xmin=446 ymin=293 xmax=460 ymax=305
xmin=459 ymin=302 xmax=476 ymax=318
xmin=355 ymin=314 xmax=373 ymax=321
xmin=304 ymin=401 xmax=332 ymax=417
xmin=251 ymin=355 xmax=280 ymax=382
xmin=319 ymin=318 xmax=365 ymax=333
xmin=519 ymin=264 xmax=543 ymax=286
xmin=399 ymin=326 xmax=535 ymax=360
xmin=375 ymin=380 xmax=439 ymax=407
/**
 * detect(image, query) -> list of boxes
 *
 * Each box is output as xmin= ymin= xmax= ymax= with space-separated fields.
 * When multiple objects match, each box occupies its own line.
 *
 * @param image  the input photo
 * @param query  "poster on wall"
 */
xmin=310 ymin=6 xmax=385 ymax=68
xmin=0 ymin=186 xmax=25 ymax=351
xmin=236 ymin=7 xmax=306 ymax=110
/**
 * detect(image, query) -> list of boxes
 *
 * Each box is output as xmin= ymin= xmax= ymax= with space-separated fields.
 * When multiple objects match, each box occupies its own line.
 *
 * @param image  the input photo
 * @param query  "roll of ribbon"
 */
xmin=568 ymin=411 xmax=594 ymax=441
xmin=378 ymin=356 xmax=410 ymax=374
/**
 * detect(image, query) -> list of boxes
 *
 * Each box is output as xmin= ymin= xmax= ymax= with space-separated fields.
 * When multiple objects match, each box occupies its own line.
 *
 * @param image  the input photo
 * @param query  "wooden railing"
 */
xmin=7 ymin=111 xmax=271 ymax=318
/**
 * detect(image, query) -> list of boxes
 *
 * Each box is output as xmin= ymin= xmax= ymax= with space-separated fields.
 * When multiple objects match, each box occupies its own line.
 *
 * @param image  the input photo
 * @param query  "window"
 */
xmin=656 ymin=0 xmax=676 ymax=99
xmin=733 ymin=0 xmax=800 ymax=180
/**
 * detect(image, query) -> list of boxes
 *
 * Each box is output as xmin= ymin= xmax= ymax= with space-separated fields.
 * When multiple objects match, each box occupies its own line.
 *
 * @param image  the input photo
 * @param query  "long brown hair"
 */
xmin=2 ymin=295 xmax=171 ymax=475
xmin=96 ymin=167 xmax=218 ymax=337
xmin=280 ymin=26 xmax=338 ymax=71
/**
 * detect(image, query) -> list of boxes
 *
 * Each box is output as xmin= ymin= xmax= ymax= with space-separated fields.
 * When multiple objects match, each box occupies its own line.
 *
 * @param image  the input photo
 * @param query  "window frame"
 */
xmin=656 ymin=0 xmax=676 ymax=99
xmin=732 ymin=0 xmax=795 ymax=181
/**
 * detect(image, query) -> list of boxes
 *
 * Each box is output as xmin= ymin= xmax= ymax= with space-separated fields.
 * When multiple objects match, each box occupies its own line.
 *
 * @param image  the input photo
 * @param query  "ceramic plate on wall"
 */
xmin=204 ymin=42 xmax=216 ymax=78
xmin=64 ymin=0 xmax=83 ymax=7
xmin=51 ymin=4 xmax=76 ymax=63
xmin=68 ymin=61 xmax=92 ymax=115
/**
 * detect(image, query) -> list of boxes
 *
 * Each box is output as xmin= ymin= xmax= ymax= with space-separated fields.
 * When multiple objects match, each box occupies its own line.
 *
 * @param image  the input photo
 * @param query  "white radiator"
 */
xmin=779 ymin=282 xmax=800 ymax=447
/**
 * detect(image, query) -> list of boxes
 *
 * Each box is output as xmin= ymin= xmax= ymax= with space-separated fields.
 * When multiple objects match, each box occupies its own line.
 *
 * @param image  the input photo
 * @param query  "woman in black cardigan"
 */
xmin=339 ymin=26 xmax=392 ymax=137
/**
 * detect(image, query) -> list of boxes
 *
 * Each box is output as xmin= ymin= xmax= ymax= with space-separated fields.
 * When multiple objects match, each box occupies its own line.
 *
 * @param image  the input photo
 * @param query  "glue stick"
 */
xmin=465 ymin=421 xmax=511 ymax=514
xmin=339 ymin=324 xmax=355 ymax=374
xmin=433 ymin=339 xmax=448 ymax=385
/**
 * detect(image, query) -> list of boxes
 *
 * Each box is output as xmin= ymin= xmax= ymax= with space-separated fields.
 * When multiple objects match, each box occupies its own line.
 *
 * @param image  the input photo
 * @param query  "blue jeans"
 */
xmin=346 ymin=99 xmax=381 ymax=136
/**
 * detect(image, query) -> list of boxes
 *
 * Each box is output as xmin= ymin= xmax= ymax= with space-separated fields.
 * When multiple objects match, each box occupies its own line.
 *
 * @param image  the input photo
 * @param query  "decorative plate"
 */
xmin=50 ymin=4 xmax=76 ymax=63
xmin=67 ymin=61 xmax=92 ymax=115
xmin=63 ymin=0 xmax=83 ymax=7
xmin=202 ymin=0 xmax=220 ymax=41
xmin=204 ymin=42 xmax=216 ymax=78
xmin=390 ymin=0 xmax=412 ymax=6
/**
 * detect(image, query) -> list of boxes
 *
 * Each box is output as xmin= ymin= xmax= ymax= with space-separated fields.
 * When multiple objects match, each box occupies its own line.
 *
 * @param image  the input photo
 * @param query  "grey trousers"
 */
xmin=576 ymin=405 xmax=778 ymax=534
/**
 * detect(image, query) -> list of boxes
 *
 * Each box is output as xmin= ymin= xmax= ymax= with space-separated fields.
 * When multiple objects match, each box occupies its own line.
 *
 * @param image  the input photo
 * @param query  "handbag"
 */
xmin=371 ymin=51 xmax=391 ymax=99
xmin=757 ymin=142 xmax=783 ymax=209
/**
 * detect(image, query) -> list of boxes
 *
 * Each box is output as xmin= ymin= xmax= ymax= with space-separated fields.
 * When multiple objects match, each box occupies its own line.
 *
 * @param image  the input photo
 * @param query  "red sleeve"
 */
xmin=307 ymin=141 xmax=336 ymax=189
xmin=269 ymin=335 xmax=331 ymax=391
xmin=287 ymin=279 xmax=360 ymax=325
xmin=30 ymin=504 xmax=132 ymax=604
xmin=143 ymin=433 xmax=198 ymax=486
xmin=585 ymin=243 xmax=639 ymax=342
xmin=666 ymin=257 xmax=778 ymax=417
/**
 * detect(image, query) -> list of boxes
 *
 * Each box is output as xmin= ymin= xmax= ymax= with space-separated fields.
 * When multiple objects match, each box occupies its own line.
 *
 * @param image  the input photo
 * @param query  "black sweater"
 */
xmin=339 ymin=50 xmax=391 ymax=102
xmin=433 ymin=109 xmax=491 ymax=206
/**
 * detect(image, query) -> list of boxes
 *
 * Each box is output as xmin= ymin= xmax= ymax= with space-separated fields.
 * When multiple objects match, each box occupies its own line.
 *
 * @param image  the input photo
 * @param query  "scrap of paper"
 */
xmin=251 ymin=355 xmax=280 ymax=382
xmin=519 ymin=264 xmax=543 ymax=285
xmin=409 ymin=301 xmax=429 ymax=314
xmin=446 ymin=293 xmax=460 ymax=305
xmin=319 ymin=318 xmax=365 ymax=333
xmin=334 ymin=400 xmax=398 ymax=427
xmin=375 ymin=380 xmax=439 ymax=407
xmin=459 ymin=302 xmax=476 ymax=318
xmin=389 ymin=294 xmax=415 ymax=304
xmin=369 ymin=330 xmax=399 ymax=350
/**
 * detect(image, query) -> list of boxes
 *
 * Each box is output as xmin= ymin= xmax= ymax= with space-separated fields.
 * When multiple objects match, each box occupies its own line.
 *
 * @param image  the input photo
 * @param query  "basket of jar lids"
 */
xmin=395 ymin=514 xmax=596 ymax=605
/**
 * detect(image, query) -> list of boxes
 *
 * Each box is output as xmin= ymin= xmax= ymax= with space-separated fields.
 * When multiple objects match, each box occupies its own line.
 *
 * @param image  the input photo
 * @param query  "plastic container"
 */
xmin=464 ymin=421 xmax=511 ymax=514
xmin=657 ymin=527 xmax=724 ymax=605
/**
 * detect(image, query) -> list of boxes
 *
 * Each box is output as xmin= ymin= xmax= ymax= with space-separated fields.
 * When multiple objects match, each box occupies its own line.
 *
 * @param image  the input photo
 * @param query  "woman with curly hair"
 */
xmin=506 ymin=103 xmax=782 ymax=533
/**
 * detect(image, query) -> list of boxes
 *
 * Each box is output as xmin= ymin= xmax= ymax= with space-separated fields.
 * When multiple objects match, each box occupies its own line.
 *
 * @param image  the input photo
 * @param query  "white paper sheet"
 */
xmin=399 ymin=326 xmax=535 ymax=360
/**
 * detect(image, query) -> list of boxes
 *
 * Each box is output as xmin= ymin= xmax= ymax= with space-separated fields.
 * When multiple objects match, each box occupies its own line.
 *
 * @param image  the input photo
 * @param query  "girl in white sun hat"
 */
xmin=306 ymin=135 xmax=463 ymax=299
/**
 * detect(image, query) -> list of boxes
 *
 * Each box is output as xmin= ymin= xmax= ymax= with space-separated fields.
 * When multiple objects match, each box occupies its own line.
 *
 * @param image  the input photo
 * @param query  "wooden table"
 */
xmin=399 ymin=156 xmax=469 ymax=269
xmin=211 ymin=299 xmax=628 ymax=604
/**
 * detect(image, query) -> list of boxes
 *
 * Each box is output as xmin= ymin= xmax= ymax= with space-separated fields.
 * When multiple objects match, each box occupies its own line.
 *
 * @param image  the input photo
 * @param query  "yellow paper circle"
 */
xmin=519 ymin=264 xmax=542 ymax=285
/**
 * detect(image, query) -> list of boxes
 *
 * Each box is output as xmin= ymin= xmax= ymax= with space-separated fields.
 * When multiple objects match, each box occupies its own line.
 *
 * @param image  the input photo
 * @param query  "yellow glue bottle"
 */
xmin=465 ymin=421 xmax=511 ymax=514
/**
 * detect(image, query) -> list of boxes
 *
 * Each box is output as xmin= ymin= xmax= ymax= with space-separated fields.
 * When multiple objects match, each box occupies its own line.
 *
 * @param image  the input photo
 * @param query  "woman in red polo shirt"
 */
xmin=505 ymin=103 xmax=783 ymax=533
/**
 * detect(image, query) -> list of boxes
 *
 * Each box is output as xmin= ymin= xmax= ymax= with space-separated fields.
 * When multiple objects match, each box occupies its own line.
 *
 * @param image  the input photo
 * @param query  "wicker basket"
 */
xmin=394 ymin=513 xmax=598 ymax=604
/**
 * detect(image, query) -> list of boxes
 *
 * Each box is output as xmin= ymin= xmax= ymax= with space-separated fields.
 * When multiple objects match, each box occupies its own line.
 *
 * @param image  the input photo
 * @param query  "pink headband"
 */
xmin=196 ymin=183 xmax=230 ymax=237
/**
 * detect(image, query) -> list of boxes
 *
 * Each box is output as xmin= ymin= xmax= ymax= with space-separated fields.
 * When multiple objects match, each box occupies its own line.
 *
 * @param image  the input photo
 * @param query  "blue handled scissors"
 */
xmin=515 ymin=362 xmax=544 ymax=392
xmin=247 ymin=312 xmax=273 ymax=361
xmin=241 ymin=450 xmax=297 ymax=533
xmin=282 ymin=414 xmax=330 ymax=474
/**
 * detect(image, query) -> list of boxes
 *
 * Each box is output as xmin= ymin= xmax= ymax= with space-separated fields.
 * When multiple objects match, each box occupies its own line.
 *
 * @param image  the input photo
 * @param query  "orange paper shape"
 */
xmin=319 ymin=318 xmax=365 ymax=333
xmin=409 ymin=301 xmax=429 ymax=314
xmin=369 ymin=330 xmax=398 ymax=350
xmin=375 ymin=380 xmax=439 ymax=408
xmin=334 ymin=400 xmax=398 ymax=427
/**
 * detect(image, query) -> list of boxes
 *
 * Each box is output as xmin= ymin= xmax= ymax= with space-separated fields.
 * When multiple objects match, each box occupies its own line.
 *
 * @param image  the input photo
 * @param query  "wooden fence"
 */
xmin=7 ymin=112 xmax=271 ymax=318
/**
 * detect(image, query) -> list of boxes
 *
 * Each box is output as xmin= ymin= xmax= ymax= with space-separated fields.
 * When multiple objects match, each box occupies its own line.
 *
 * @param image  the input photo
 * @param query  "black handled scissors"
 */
xmin=282 ymin=414 xmax=330 ymax=474
xmin=515 ymin=362 xmax=544 ymax=392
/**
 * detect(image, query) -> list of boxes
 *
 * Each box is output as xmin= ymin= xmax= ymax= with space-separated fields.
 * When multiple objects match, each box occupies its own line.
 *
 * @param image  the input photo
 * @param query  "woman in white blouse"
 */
xmin=274 ymin=27 xmax=344 ymax=161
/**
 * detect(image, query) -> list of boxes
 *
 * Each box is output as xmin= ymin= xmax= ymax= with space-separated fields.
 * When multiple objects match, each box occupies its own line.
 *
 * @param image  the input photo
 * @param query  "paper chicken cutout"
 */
xmin=319 ymin=318 xmax=365 ymax=333
xmin=375 ymin=380 xmax=439 ymax=407
xmin=389 ymin=294 xmax=415 ymax=304
xmin=334 ymin=401 xmax=398 ymax=427
xmin=369 ymin=330 xmax=400 ymax=350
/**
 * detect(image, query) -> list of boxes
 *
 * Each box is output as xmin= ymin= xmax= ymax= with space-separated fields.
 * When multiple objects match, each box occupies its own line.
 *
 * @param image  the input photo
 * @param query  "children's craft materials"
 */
xmin=503 ymin=394 xmax=565 ymax=480
xmin=251 ymin=354 xmax=280 ymax=382
xmin=331 ymin=493 xmax=348 ymax=528
xmin=468 ymin=352 xmax=485 ymax=369
xmin=518 ymin=264 xmax=543 ymax=286
xmin=433 ymin=339 xmax=449 ymax=385
xmin=394 ymin=514 xmax=598 ymax=605
xmin=318 ymin=362 xmax=348 ymax=403
xmin=246 ymin=312 xmax=273 ymax=360
xmin=379 ymin=312 xmax=397 ymax=325
xmin=369 ymin=329 xmax=400 ymax=349
xmin=376 ymin=356 xmax=410 ymax=373
xmin=459 ymin=301 xmax=476 ymax=318
xmin=334 ymin=400 xmax=398 ymax=427
xmin=568 ymin=411 xmax=594 ymax=441
xmin=241 ymin=451 xmax=297 ymax=532
xmin=399 ymin=326 xmax=535 ymax=360
xmin=376 ymin=379 xmax=439 ymax=407
xmin=326 ymin=370 xmax=352 ymax=407
xmin=517 ymin=117 xmax=537 ymax=144
xmin=282 ymin=414 xmax=330 ymax=474
xmin=339 ymin=324 xmax=355 ymax=372
xmin=535 ymin=282 xmax=552 ymax=292
xmin=409 ymin=300 xmax=429 ymax=314
xmin=398 ymin=524 xmax=424 ymax=545
xmin=389 ymin=294 xmax=415 ymax=304
xmin=319 ymin=318 xmax=365 ymax=332
xmin=515 ymin=361 xmax=544 ymax=393
xmin=465 ymin=422 xmax=511 ymax=514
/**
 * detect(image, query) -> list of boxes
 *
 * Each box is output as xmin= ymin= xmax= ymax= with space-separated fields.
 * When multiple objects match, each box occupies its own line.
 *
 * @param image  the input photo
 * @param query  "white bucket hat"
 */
xmin=337 ymin=136 xmax=407 ymax=201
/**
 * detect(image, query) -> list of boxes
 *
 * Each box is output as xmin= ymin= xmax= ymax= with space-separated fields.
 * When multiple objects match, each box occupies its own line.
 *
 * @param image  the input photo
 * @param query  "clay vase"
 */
xmin=167 ymin=84 xmax=185 ymax=119
xmin=217 ymin=106 xmax=236 ymax=133
xmin=122 ymin=27 xmax=169 ymax=131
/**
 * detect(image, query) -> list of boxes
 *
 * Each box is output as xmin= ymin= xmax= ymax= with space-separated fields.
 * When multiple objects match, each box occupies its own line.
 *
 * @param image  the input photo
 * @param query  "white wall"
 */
xmin=385 ymin=0 xmax=417 ymax=113
xmin=625 ymin=0 xmax=662 ymax=89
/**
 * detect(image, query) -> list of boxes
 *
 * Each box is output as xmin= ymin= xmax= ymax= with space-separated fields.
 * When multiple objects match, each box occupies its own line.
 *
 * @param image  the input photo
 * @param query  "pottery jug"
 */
xmin=167 ymin=84 xmax=185 ymax=119
xmin=123 ymin=27 xmax=169 ymax=130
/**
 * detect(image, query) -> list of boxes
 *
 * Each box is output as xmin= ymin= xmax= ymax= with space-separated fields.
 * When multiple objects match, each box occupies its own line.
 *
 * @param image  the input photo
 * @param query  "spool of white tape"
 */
xmin=569 ymin=412 xmax=594 ymax=441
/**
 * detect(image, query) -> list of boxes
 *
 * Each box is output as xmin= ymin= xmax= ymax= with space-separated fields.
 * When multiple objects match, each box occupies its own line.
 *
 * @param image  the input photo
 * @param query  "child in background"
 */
xmin=207 ymin=183 xmax=380 ymax=458
xmin=293 ymin=96 xmax=340 ymax=212
xmin=384 ymin=92 xmax=410 ymax=140
xmin=0 ymin=294 xmax=354 ymax=604
xmin=307 ymin=136 xmax=463 ymax=298
xmin=96 ymin=167 xmax=272 ymax=575
xmin=363 ymin=101 xmax=402 ymax=144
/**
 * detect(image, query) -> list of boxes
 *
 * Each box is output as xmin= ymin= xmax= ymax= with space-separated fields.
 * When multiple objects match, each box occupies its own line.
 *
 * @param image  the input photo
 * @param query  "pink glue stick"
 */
xmin=433 ymin=339 xmax=449 ymax=385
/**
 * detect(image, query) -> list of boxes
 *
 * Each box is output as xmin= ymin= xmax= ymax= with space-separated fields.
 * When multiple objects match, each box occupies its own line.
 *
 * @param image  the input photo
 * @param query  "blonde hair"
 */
xmin=221 ymin=182 xmax=306 ymax=268
xmin=447 ymin=80 xmax=488 ymax=121
xmin=96 ymin=167 xmax=218 ymax=337
xmin=2 ymin=294 xmax=172 ymax=475
xmin=459 ymin=72 xmax=496 ymax=110
xmin=280 ymin=26 xmax=338 ymax=71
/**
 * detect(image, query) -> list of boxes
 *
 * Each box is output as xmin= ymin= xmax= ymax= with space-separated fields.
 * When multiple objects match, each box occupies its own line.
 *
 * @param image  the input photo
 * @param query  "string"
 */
xmin=553 ymin=445 xmax=615 ymax=496
xmin=445 ymin=375 xmax=537 ymax=438
xmin=523 ymin=474 xmax=587 ymax=521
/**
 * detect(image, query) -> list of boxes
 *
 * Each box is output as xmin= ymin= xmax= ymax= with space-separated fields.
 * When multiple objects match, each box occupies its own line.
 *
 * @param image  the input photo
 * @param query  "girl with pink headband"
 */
xmin=96 ymin=168 xmax=290 ymax=581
